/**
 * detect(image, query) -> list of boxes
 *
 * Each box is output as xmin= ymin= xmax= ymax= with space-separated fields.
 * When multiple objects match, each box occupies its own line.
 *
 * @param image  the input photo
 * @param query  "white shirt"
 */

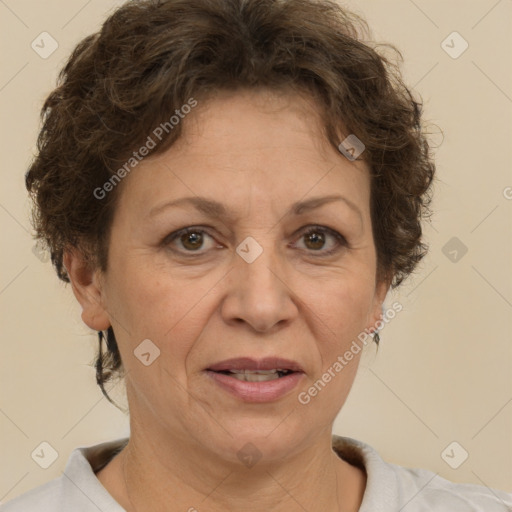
xmin=1 ymin=435 xmax=511 ymax=511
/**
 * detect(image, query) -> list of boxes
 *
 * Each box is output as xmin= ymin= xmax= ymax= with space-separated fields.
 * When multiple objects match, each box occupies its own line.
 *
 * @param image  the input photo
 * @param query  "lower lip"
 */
xmin=205 ymin=370 xmax=304 ymax=402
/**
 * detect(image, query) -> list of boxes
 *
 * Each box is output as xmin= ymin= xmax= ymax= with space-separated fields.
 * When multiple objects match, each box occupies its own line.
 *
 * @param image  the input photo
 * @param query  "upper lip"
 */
xmin=207 ymin=357 xmax=304 ymax=372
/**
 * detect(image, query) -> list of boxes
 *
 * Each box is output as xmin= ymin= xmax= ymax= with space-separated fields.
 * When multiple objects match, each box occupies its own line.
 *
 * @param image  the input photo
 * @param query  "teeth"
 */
xmin=230 ymin=372 xmax=281 ymax=382
xmin=212 ymin=369 xmax=293 ymax=382
xmin=229 ymin=369 xmax=283 ymax=374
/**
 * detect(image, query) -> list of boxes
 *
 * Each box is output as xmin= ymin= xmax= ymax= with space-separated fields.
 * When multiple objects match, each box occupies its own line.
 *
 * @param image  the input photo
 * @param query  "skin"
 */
xmin=64 ymin=87 xmax=390 ymax=512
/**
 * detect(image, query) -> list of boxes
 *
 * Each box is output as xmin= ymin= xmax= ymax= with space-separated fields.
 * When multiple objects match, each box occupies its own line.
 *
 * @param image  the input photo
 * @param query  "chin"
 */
xmin=205 ymin=418 xmax=315 ymax=465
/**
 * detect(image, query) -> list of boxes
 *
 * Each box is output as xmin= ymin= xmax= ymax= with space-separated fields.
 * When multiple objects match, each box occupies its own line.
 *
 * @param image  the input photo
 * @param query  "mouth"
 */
xmin=205 ymin=357 xmax=305 ymax=402
xmin=206 ymin=356 xmax=304 ymax=376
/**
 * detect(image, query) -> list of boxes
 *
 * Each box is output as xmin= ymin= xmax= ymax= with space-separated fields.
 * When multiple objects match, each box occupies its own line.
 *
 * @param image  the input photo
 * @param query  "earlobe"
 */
xmin=63 ymin=249 xmax=111 ymax=331
xmin=368 ymin=278 xmax=391 ymax=333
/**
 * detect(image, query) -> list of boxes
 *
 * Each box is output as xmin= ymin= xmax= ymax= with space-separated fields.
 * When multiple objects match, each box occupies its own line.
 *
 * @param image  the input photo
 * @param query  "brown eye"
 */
xmin=304 ymin=230 xmax=326 ymax=250
xmin=180 ymin=231 xmax=204 ymax=250
xmin=295 ymin=226 xmax=348 ymax=256
xmin=163 ymin=227 xmax=218 ymax=254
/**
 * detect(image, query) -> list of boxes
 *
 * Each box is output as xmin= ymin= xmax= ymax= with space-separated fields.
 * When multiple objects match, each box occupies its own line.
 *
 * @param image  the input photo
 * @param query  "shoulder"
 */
xmin=0 ymin=438 xmax=129 ymax=512
xmin=0 ymin=478 xmax=63 ymax=511
xmin=0 ymin=477 xmax=65 ymax=511
xmin=332 ymin=435 xmax=512 ymax=511
xmin=391 ymin=464 xmax=512 ymax=511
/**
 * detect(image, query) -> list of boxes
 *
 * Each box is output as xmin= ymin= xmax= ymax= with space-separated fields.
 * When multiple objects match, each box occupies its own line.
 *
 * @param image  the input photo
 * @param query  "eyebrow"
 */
xmin=149 ymin=194 xmax=363 ymax=223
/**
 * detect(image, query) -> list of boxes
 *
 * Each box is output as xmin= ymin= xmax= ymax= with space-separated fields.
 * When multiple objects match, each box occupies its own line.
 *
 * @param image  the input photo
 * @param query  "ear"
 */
xmin=63 ymin=249 xmax=111 ymax=331
xmin=366 ymin=276 xmax=391 ymax=333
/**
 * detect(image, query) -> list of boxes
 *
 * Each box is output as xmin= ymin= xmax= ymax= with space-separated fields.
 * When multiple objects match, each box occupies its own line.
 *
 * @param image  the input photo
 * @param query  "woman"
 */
xmin=2 ymin=0 xmax=510 ymax=510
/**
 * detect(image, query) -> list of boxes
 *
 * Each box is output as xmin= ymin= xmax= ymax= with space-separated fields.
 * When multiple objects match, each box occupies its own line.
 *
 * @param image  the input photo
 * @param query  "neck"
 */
xmin=117 ymin=427 xmax=365 ymax=512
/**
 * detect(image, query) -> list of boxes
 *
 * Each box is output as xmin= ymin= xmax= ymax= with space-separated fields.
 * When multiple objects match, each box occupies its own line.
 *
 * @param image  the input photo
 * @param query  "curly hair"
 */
xmin=25 ymin=0 xmax=435 ymax=405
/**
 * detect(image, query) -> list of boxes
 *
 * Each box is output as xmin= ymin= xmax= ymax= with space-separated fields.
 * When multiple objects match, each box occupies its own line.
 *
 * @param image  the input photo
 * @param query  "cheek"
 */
xmin=306 ymin=273 xmax=375 ymax=350
xmin=299 ymin=279 xmax=372 ymax=412
xmin=106 ymin=258 xmax=215 ymax=368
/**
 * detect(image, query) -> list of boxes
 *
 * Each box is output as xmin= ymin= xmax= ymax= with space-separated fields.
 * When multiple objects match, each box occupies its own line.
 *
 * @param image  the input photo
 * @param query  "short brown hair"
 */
xmin=26 ymin=0 xmax=436 ymax=403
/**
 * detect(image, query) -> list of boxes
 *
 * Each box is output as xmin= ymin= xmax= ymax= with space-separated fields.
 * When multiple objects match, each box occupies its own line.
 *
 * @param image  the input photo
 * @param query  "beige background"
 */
xmin=1 ymin=0 xmax=511 ymax=504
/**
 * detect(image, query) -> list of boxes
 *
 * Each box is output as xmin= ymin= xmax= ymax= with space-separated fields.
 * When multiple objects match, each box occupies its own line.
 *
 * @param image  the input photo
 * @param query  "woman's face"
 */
xmin=75 ymin=88 xmax=388 ymax=464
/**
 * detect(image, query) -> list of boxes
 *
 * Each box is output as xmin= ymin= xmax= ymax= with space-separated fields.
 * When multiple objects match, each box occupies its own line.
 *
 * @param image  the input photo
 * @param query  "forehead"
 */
xmin=116 ymin=88 xmax=371 ymax=220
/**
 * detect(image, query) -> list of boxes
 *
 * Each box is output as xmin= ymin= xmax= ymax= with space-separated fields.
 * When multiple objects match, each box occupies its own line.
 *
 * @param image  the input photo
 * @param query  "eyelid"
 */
xmin=161 ymin=226 xmax=221 ymax=254
xmin=293 ymin=225 xmax=349 ymax=255
xmin=162 ymin=224 xmax=348 ymax=256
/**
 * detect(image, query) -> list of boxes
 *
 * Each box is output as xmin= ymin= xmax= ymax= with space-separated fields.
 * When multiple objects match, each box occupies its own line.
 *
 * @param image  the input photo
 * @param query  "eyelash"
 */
xmin=162 ymin=225 xmax=348 ymax=257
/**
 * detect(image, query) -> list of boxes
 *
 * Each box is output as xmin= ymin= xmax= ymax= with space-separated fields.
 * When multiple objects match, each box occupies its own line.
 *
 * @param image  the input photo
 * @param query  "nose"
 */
xmin=220 ymin=240 xmax=298 ymax=333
